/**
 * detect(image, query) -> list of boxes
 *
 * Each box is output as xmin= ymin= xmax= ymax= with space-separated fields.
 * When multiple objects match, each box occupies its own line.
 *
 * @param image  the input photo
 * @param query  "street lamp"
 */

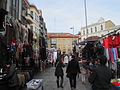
xmin=70 ymin=27 xmax=74 ymax=45
xmin=70 ymin=27 xmax=76 ymax=53
xmin=84 ymin=0 xmax=88 ymax=38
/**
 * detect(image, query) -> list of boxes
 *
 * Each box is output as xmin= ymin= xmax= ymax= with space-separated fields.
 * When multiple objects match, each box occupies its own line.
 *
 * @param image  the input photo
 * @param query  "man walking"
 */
xmin=66 ymin=55 xmax=81 ymax=90
xmin=88 ymin=55 xmax=113 ymax=90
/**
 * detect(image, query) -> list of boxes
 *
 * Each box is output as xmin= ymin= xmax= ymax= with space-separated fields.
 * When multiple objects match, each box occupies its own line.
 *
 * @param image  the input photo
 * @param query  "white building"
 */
xmin=80 ymin=18 xmax=118 ymax=41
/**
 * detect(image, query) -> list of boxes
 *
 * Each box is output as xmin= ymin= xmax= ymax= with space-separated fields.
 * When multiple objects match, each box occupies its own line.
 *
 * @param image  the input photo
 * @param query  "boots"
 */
xmin=60 ymin=79 xmax=63 ymax=88
xmin=56 ymin=80 xmax=59 ymax=88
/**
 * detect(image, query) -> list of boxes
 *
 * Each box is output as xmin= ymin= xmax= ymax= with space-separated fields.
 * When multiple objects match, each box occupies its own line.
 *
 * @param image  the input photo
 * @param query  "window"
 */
xmin=63 ymin=39 xmax=66 ymax=46
xmin=16 ymin=0 xmax=19 ymax=19
xmin=30 ymin=26 xmax=33 ymax=31
xmin=101 ymin=25 xmax=103 ymax=30
xmin=86 ymin=29 xmax=88 ymax=34
xmin=57 ymin=39 xmax=60 ymax=45
xmin=11 ymin=0 xmax=17 ymax=19
xmin=91 ymin=28 xmax=93 ymax=33
xmin=83 ymin=30 xmax=85 ymax=35
xmin=35 ymin=13 xmax=37 ymax=21
xmin=68 ymin=39 xmax=71 ymax=45
xmin=51 ymin=39 xmax=56 ymax=44
xmin=30 ymin=11 xmax=33 ymax=19
xmin=95 ymin=27 xmax=97 ymax=32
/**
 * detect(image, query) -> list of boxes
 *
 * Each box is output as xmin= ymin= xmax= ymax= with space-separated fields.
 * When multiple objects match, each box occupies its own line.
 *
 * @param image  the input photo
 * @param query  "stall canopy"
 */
xmin=79 ymin=41 xmax=87 ymax=45
xmin=79 ymin=41 xmax=96 ymax=45
xmin=84 ymin=36 xmax=100 ymax=42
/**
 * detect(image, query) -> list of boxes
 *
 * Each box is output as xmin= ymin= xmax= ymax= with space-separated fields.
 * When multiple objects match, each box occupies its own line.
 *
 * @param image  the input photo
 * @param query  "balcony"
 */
xmin=25 ymin=14 xmax=34 ymax=24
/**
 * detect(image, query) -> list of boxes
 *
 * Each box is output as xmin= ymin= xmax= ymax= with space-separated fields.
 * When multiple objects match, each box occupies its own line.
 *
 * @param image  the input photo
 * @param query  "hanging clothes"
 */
xmin=118 ymin=48 xmax=120 ymax=58
xmin=105 ymin=48 xmax=110 ymax=60
xmin=108 ymin=48 xmax=114 ymax=62
xmin=112 ymin=48 xmax=118 ymax=61
xmin=103 ymin=34 xmax=120 ymax=48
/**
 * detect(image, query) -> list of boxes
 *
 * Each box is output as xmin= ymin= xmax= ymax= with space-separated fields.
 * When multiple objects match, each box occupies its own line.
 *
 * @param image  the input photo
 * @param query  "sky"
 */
xmin=29 ymin=0 xmax=120 ymax=34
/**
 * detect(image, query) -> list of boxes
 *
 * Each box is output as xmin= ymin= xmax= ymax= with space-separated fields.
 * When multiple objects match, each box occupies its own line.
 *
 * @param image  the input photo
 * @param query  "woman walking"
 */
xmin=55 ymin=56 xmax=65 ymax=88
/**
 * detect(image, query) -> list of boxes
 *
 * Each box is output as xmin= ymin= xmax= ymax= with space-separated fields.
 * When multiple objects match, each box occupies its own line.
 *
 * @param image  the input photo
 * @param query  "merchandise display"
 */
xmin=26 ymin=79 xmax=43 ymax=90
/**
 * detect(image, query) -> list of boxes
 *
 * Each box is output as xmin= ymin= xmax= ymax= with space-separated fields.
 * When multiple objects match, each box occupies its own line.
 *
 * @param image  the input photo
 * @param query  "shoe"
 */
xmin=60 ymin=86 xmax=63 ymax=88
xmin=71 ymin=87 xmax=74 ymax=90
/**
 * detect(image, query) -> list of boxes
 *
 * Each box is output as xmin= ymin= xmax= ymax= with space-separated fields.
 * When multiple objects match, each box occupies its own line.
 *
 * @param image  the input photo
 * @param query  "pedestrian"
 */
xmin=66 ymin=55 xmax=81 ymax=90
xmin=88 ymin=55 xmax=113 ymax=90
xmin=4 ymin=62 xmax=19 ymax=90
xmin=64 ymin=54 xmax=69 ymax=67
xmin=54 ymin=57 xmax=65 ymax=88
xmin=80 ymin=64 xmax=86 ymax=84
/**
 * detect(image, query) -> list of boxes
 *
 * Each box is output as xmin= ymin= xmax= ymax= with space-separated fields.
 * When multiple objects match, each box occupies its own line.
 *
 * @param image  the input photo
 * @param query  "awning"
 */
xmin=84 ymin=36 xmax=100 ymax=41
xmin=79 ymin=41 xmax=87 ymax=45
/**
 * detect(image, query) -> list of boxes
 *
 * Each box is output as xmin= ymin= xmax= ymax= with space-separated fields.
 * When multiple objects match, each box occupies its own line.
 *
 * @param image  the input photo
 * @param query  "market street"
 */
xmin=21 ymin=67 xmax=91 ymax=90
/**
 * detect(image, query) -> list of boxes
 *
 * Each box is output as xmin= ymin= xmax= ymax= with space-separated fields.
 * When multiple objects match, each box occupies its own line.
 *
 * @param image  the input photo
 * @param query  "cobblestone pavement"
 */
xmin=21 ymin=67 xmax=91 ymax=90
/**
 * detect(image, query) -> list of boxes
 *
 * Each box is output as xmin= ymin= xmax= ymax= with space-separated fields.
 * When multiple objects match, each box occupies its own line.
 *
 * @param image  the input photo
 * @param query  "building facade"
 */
xmin=26 ymin=3 xmax=47 ymax=50
xmin=80 ymin=18 xmax=116 ymax=41
xmin=48 ymin=33 xmax=79 ymax=54
xmin=0 ymin=0 xmax=47 ymax=49
xmin=27 ymin=4 xmax=41 ymax=39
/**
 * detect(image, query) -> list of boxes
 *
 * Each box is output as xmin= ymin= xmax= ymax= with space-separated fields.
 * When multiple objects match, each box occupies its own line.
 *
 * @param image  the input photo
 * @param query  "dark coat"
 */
xmin=66 ymin=59 xmax=80 ymax=78
xmin=55 ymin=61 xmax=65 ymax=76
xmin=4 ymin=64 xmax=19 ymax=87
xmin=0 ymin=78 xmax=9 ymax=90
xmin=88 ymin=65 xmax=112 ymax=90
xmin=0 ymin=64 xmax=19 ymax=90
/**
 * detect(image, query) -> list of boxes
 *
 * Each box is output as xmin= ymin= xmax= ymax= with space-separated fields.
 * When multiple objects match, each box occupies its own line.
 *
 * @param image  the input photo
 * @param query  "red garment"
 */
xmin=110 ymin=35 xmax=119 ymax=48
xmin=103 ymin=34 xmax=120 ymax=48
xmin=61 ymin=57 xmax=64 ymax=62
xmin=103 ymin=37 xmax=111 ymax=48
xmin=112 ymin=81 xmax=120 ymax=86
xmin=103 ymin=37 xmax=108 ymax=48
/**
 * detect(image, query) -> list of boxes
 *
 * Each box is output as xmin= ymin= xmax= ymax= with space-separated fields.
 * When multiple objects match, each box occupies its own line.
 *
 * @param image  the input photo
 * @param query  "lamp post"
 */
xmin=70 ymin=27 xmax=75 ymax=53
xmin=84 ymin=0 xmax=88 ymax=38
xmin=70 ymin=27 xmax=74 ymax=44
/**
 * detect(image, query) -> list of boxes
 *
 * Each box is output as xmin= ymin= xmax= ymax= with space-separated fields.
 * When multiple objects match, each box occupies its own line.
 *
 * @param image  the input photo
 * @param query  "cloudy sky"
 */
xmin=29 ymin=0 xmax=120 ymax=34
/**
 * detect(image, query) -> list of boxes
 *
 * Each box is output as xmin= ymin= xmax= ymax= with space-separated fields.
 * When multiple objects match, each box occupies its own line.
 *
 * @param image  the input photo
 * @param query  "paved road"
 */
xmin=21 ymin=67 xmax=91 ymax=90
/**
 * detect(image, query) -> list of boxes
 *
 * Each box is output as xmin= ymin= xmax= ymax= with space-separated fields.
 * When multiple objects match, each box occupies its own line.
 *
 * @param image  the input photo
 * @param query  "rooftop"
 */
xmin=48 ymin=33 xmax=79 ymax=38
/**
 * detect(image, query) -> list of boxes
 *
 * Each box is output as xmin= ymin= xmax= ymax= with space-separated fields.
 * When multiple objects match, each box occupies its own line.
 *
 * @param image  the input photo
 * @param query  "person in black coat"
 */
xmin=55 ymin=56 xmax=65 ymax=88
xmin=66 ymin=55 xmax=80 ymax=90
xmin=88 ymin=55 xmax=113 ymax=90
xmin=4 ymin=62 xmax=19 ymax=90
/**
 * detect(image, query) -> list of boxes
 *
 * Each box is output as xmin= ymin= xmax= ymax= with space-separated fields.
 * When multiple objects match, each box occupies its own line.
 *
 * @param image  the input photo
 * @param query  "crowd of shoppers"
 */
xmin=54 ymin=51 xmax=117 ymax=90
